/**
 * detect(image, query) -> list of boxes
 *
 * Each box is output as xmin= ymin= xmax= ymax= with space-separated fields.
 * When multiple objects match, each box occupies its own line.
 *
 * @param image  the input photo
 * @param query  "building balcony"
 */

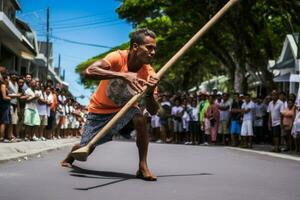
xmin=0 ymin=11 xmax=37 ymax=60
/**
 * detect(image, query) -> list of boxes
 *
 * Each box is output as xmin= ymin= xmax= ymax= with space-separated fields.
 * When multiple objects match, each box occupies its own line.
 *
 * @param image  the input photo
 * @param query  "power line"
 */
xmin=30 ymin=16 xmax=117 ymax=30
xmin=50 ymin=18 xmax=119 ymax=30
xmin=52 ymin=22 xmax=125 ymax=33
xmin=19 ymin=9 xmax=116 ymax=30
xmin=35 ymin=19 xmax=123 ymax=33
xmin=51 ymin=11 xmax=113 ymax=24
xmin=51 ymin=17 xmax=116 ymax=28
xmin=51 ymin=35 xmax=112 ymax=49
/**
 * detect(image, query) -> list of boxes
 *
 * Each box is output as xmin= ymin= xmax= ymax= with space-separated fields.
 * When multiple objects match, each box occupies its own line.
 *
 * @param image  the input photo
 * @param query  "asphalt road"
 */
xmin=0 ymin=141 xmax=300 ymax=200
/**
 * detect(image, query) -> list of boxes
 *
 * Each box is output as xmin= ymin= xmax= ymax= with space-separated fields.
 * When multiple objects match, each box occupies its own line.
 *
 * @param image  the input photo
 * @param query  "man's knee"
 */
xmin=133 ymin=114 xmax=145 ymax=125
xmin=133 ymin=114 xmax=146 ymax=131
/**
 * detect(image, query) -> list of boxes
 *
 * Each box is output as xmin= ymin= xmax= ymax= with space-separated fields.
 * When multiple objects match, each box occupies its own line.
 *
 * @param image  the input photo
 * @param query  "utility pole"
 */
xmin=297 ymin=34 xmax=300 ymax=59
xmin=58 ymin=54 xmax=62 ymax=79
xmin=46 ymin=7 xmax=50 ymax=79
xmin=58 ymin=53 xmax=61 ymax=72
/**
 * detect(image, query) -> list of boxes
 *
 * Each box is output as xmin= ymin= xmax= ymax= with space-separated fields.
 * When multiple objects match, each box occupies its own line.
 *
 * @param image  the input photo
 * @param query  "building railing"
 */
xmin=0 ymin=0 xmax=16 ymax=24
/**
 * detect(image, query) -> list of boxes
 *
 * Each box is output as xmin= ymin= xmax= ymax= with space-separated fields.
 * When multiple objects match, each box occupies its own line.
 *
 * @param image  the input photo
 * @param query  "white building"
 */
xmin=268 ymin=33 xmax=300 ymax=94
xmin=0 ymin=0 xmax=68 ymax=88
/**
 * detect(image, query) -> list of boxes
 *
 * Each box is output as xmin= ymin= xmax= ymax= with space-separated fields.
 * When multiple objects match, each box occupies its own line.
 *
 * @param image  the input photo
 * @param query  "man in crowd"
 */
xmin=240 ymin=94 xmax=255 ymax=148
xmin=218 ymin=93 xmax=231 ymax=145
xmin=254 ymin=96 xmax=267 ymax=144
xmin=267 ymin=90 xmax=284 ymax=152
xmin=229 ymin=92 xmax=243 ymax=146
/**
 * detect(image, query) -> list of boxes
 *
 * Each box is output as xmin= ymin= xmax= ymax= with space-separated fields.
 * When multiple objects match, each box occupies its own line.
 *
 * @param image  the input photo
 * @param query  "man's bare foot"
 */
xmin=60 ymin=156 xmax=74 ymax=168
xmin=137 ymin=163 xmax=157 ymax=181
xmin=60 ymin=161 xmax=73 ymax=168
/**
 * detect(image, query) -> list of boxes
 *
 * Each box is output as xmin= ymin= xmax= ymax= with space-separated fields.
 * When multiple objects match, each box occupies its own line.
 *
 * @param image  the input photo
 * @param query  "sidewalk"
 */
xmin=226 ymin=144 xmax=300 ymax=162
xmin=0 ymin=138 xmax=79 ymax=162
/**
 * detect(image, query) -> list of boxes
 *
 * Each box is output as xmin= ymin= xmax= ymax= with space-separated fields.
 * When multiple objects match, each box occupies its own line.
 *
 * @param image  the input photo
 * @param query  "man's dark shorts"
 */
xmin=80 ymin=107 xmax=140 ymax=147
xmin=271 ymin=125 xmax=281 ymax=138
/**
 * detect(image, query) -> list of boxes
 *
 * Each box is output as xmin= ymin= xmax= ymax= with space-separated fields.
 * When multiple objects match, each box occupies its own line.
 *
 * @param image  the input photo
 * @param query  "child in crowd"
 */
xmin=188 ymin=99 xmax=200 ymax=145
xmin=182 ymin=104 xmax=191 ymax=144
xmin=151 ymin=113 xmax=162 ymax=143
xmin=172 ymin=98 xmax=183 ymax=144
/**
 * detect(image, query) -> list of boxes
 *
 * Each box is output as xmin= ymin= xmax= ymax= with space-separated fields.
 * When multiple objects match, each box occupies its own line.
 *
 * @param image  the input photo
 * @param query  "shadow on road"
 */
xmin=70 ymin=165 xmax=213 ymax=191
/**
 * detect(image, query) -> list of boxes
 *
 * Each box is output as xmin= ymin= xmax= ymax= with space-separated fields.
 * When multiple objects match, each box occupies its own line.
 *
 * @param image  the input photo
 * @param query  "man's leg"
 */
xmin=273 ymin=126 xmax=281 ymax=152
xmin=133 ymin=114 xmax=157 ymax=181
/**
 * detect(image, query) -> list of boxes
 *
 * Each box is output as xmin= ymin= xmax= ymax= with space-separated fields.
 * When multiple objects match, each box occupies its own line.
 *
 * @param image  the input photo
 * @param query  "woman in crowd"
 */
xmin=0 ymin=73 xmax=11 ymax=142
xmin=23 ymin=79 xmax=41 ymax=141
xmin=205 ymin=95 xmax=220 ymax=145
xmin=36 ymin=81 xmax=48 ymax=141
xmin=281 ymin=98 xmax=296 ymax=151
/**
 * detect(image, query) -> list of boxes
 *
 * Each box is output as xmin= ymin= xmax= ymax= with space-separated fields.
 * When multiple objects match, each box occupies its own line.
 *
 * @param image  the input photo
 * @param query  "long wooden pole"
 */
xmin=71 ymin=0 xmax=239 ymax=161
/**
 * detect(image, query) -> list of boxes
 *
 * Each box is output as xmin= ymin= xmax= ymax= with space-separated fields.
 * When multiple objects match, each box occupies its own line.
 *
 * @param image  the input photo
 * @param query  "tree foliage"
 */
xmin=76 ymin=0 xmax=300 ymax=94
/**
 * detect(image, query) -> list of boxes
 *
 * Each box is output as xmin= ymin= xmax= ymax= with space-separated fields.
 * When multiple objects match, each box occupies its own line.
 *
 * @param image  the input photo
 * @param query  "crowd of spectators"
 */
xmin=141 ymin=89 xmax=300 ymax=154
xmin=2 ymin=66 xmax=300 ymax=155
xmin=0 ymin=67 xmax=86 ymax=143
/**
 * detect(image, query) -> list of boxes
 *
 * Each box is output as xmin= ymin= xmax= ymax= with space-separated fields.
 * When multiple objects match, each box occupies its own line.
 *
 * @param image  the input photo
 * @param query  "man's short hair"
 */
xmin=9 ymin=70 xmax=18 ymax=76
xmin=279 ymin=91 xmax=286 ymax=96
xmin=130 ymin=29 xmax=156 ymax=48
xmin=25 ymin=73 xmax=32 ymax=77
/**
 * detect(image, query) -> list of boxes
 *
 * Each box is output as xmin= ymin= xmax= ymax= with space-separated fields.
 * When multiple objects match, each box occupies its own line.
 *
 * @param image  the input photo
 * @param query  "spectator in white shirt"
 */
xmin=182 ymin=104 xmax=190 ymax=144
xmin=36 ymin=81 xmax=48 ymax=141
xmin=151 ymin=113 xmax=161 ymax=143
xmin=188 ymin=99 xmax=199 ymax=144
xmin=241 ymin=94 xmax=255 ymax=148
xmin=24 ymin=80 xmax=41 ymax=141
xmin=218 ymin=93 xmax=232 ymax=145
xmin=267 ymin=90 xmax=284 ymax=152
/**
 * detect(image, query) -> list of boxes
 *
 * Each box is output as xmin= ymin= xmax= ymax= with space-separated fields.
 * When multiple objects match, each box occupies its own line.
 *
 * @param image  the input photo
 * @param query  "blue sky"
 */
xmin=17 ymin=0 xmax=133 ymax=105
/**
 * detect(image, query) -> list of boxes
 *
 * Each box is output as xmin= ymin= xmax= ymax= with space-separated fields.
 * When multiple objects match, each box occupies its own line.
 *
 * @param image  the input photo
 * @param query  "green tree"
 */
xmin=76 ymin=0 xmax=300 ymax=94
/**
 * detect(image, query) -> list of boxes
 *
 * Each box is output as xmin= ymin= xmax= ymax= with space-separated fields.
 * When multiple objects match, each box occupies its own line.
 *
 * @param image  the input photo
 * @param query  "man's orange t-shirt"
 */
xmin=88 ymin=50 xmax=157 ymax=114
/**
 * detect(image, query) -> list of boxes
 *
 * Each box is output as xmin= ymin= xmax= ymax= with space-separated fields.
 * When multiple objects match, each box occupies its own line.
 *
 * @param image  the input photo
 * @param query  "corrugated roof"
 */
xmin=272 ymin=59 xmax=295 ymax=70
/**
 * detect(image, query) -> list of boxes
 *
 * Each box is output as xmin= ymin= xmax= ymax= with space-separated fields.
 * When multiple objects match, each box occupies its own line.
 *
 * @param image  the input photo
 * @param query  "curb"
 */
xmin=226 ymin=146 xmax=300 ymax=162
xmin=0 ymin=139 xmax=79 ymax=163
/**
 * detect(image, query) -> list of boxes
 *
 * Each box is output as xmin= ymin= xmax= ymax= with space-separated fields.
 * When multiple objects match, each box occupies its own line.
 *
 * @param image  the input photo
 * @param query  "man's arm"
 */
xmin=83 ymin=60 xmax=125 ymax=80
xmin=83 ymin=60 xmax=147 ymax=93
